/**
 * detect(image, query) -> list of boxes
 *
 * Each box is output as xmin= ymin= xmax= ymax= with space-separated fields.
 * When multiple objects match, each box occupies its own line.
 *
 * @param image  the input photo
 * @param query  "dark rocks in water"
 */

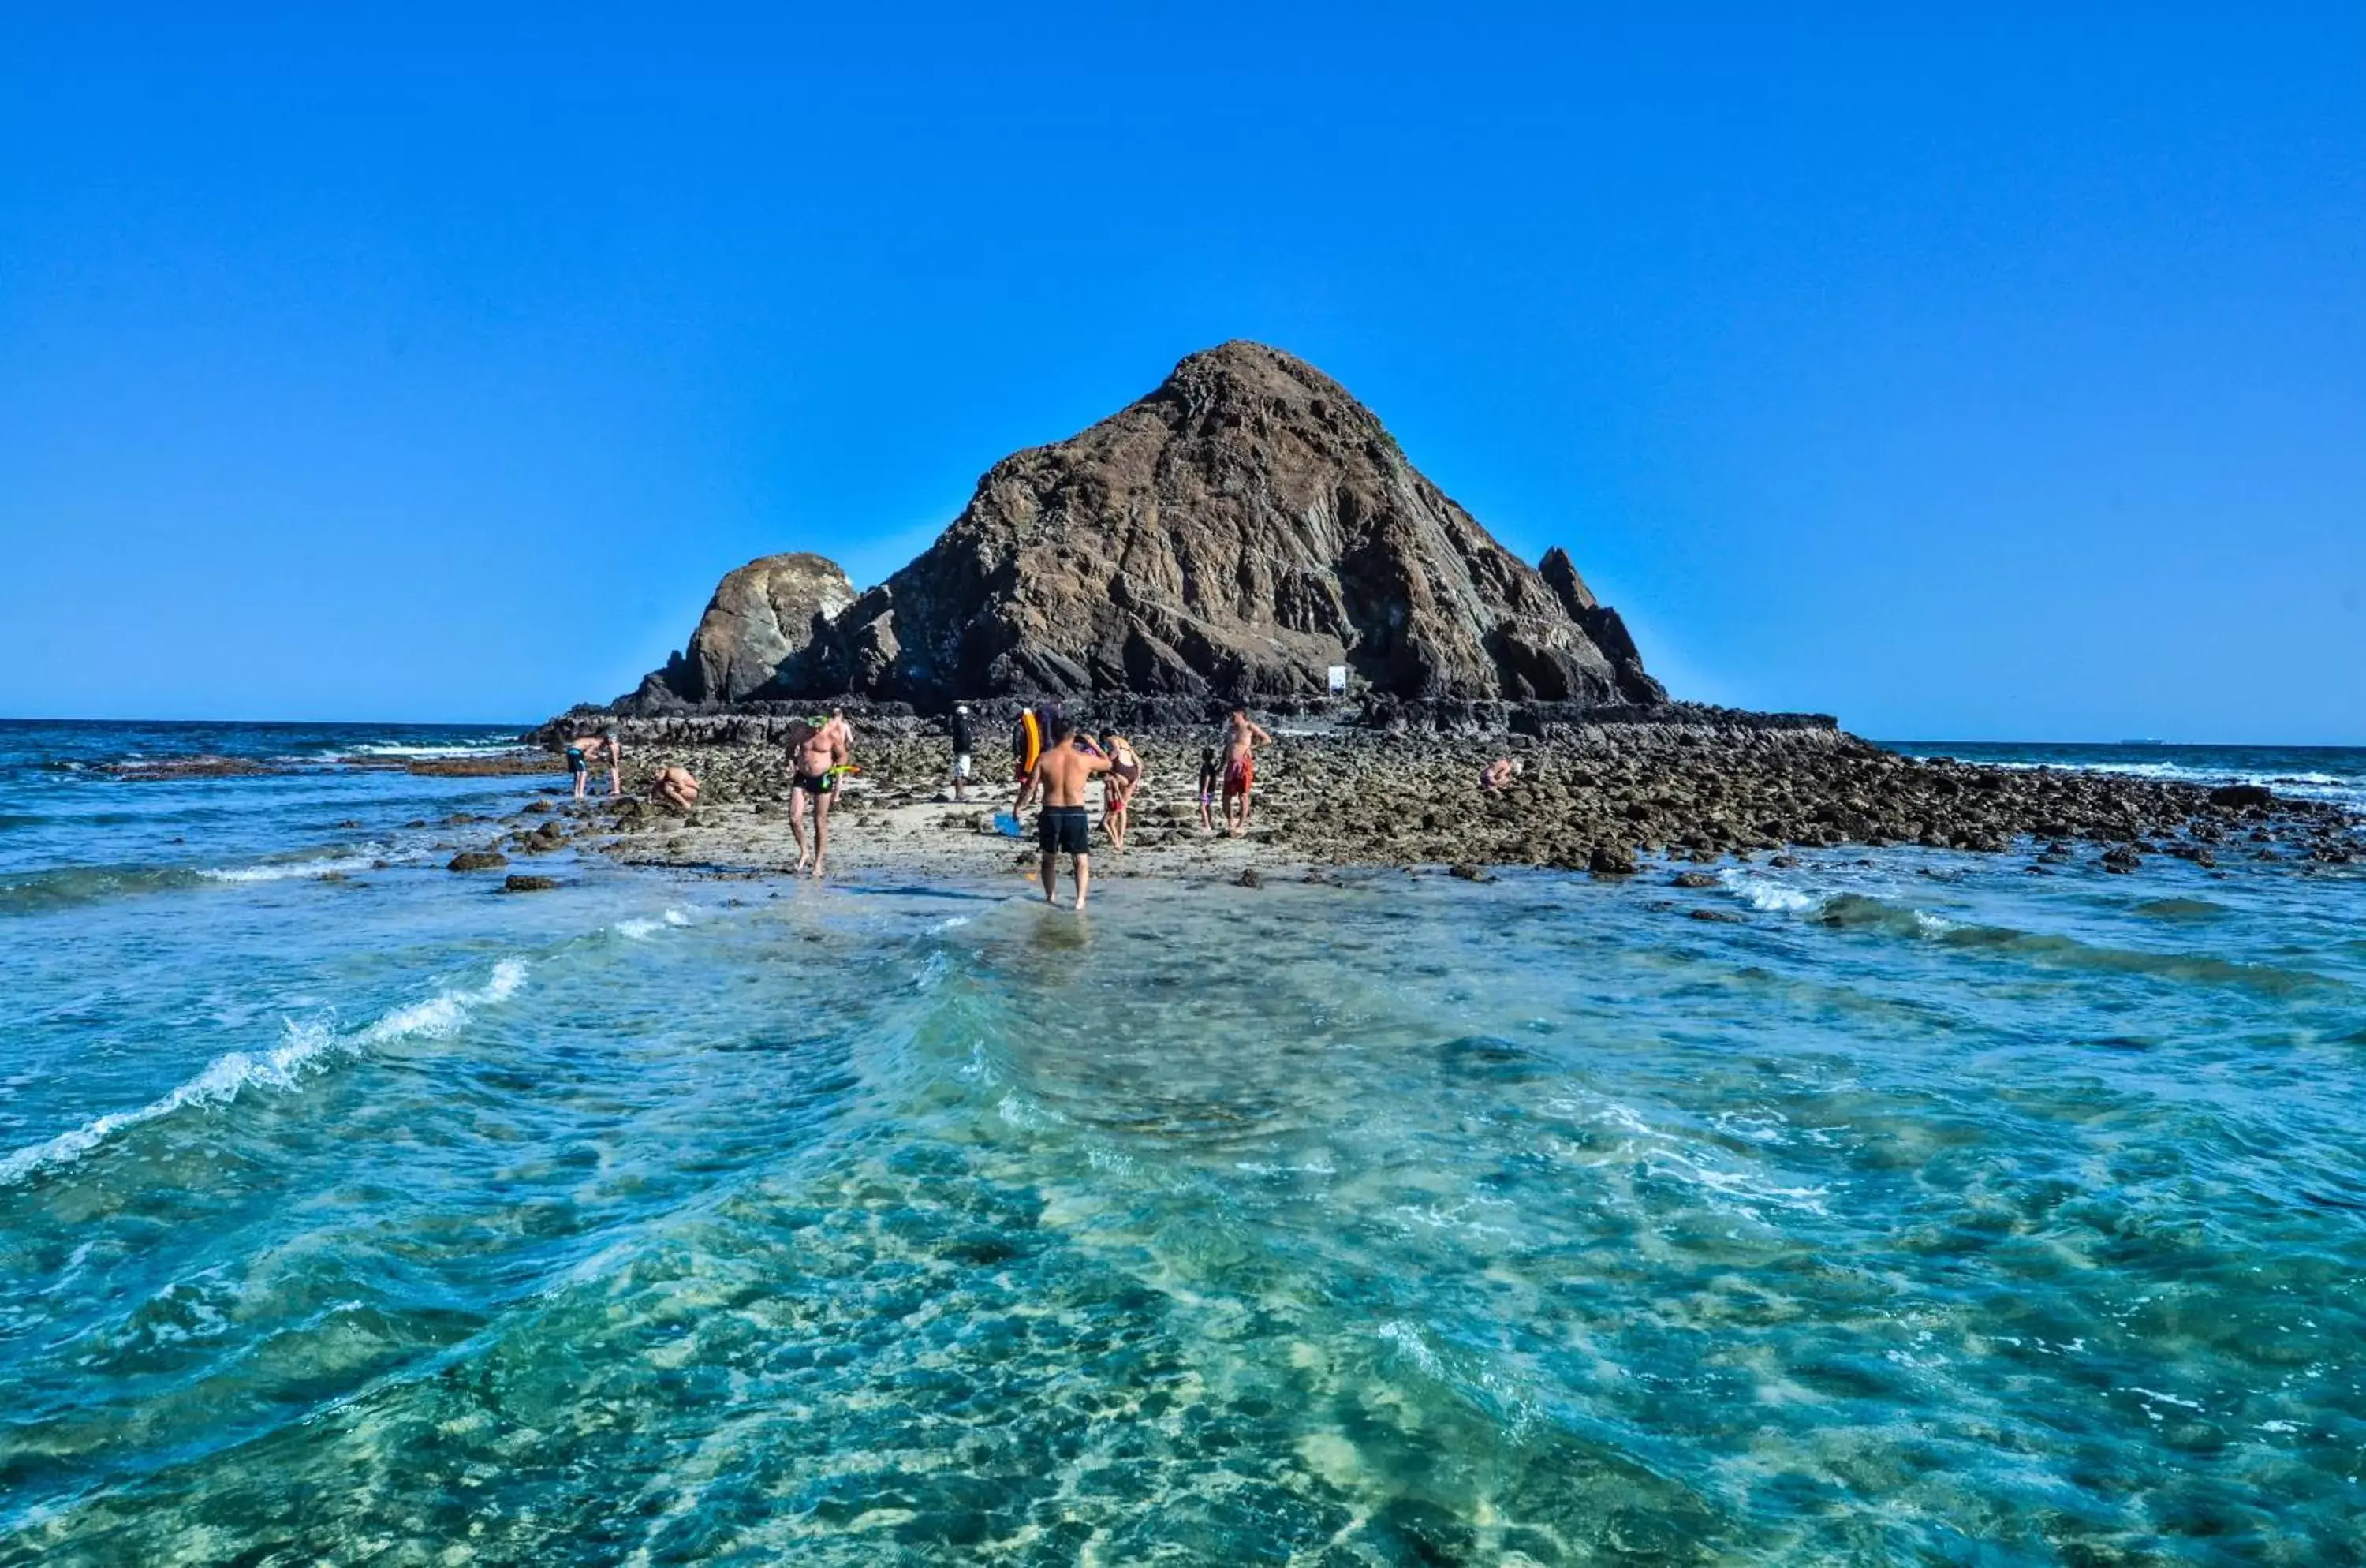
xmin=1689 ymin=907 xmax=1744 ymax=923
xmin=2100 ymin=846 xmax=2143 ymax=874
xmin=642 ymin=342 xmax=1659 ymax=709
xmin=500 ymin=874 xmax=558 ymax=893
xmin=2208 ymin=783 xmax=2274 ymax=809
xmin=1448 ymin=863 xmax=1494 ymax=882
xmin=1671 ymin=870 xmax=1720 ymax=888
xmin=1237 ymin=868 xmax=1265 ymax=889
xmin=1588 ymin=845 xmax=1637 ymax=877
xmin=447 ymin=851 xmax=509 ymax=872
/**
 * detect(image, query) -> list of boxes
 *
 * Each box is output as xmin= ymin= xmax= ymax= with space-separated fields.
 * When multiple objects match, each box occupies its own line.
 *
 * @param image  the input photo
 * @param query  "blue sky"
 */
xmin=2 ymin=5 xmax=2360 ymax=741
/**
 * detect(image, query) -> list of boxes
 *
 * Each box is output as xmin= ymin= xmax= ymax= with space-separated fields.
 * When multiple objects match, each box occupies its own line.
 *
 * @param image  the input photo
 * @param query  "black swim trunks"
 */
xmin=1038 ymin=805 xmax=1091 ymax=856
xmin=793 ymin=771 xmax=834 ymax=796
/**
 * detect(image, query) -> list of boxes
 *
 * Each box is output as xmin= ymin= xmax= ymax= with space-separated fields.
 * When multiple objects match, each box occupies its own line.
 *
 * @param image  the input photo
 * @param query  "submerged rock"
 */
xmin=447 ymin=851 xmax=509 ymax=872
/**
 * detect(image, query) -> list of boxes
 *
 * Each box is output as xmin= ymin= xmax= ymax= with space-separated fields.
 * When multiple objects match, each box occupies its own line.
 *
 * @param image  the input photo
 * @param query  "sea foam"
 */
xmin=0 ymin=959 xmax=528 ymax=1188
xmin=197 ymin=853 xmax=380 ymax=885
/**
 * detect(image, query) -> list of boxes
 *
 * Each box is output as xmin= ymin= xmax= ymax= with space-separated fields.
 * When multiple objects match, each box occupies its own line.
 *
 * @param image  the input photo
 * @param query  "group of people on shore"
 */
xmin=1006 ymin=704 xmax=1270 ymax=909
xmin=566 ymin=702 xmax=1276 ymax=908
xmin=563 ymin=726 xmax=701 ymax=812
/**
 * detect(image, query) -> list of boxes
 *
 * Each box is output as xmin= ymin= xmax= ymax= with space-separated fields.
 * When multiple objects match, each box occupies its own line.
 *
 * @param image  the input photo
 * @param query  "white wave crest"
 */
xmin=1717 ymin=869 xmax=1819 ymax=914
xmin=337 ymin=741 xmax=531 ymax=760
xmin=198 ymin=853 xmax=379 ymax=884
xmin=0 ymin=959 xmax=528 ymax=1187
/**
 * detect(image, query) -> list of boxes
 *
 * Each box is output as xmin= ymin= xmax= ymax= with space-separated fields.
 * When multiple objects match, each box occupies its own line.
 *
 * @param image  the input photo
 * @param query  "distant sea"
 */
xmin=4 ymin=720 xmax=2363 ymax=1563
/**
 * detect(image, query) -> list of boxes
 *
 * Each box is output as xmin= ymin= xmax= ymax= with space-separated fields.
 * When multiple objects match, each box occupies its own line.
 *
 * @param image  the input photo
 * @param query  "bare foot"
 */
xmin=1073 ymin=896 xmax=1088 ymax=911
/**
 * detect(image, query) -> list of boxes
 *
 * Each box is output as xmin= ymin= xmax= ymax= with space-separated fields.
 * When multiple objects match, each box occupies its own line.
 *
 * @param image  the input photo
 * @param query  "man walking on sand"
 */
xmin=1032 ymin=715 xmax=1111 ymax=910
xmin=1220 ymin=708 xmax=1272 ymax=838
xmin=787 ymin=714 xmax=846 ymax=879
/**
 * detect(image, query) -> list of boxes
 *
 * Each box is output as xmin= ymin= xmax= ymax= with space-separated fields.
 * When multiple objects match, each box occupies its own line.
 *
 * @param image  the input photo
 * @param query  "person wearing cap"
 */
xmin=601 ymin=726 xmax=624 ymax=797
xmin=949 ymin=704 xmax=975 ymax=801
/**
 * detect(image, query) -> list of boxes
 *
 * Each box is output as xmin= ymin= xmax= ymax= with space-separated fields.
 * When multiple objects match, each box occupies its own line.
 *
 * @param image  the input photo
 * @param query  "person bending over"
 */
xmin=1032 ymin=717 xmax=1111 ymax=910
xmin=564 ymin=733 xmax=603 ymax=801
xmin=650 ymin=765 xmax=699 ymax=812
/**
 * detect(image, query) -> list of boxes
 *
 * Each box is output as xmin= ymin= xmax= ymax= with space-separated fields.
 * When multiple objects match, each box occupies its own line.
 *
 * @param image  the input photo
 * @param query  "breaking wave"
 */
xmin=0 ymin=959 xmax=528 ymax=1188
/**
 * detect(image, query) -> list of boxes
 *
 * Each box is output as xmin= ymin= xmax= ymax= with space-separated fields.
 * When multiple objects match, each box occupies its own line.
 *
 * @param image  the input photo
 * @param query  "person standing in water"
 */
xmin=1220 ymin=708 xmax=1272 ymax=838
xmin=1032 ymin=715 xmax=1111 ymax=910
xmin=1097 ymin=728 xmax=1143 ymax=851
xmin=601 ymin=726 xmax=624 ymax=797
xmin=787 ymin=715 xmax=846 ymax=879
xmin=949 ymin=704 xmax=975 ymax=802
xmin=564 ymin=731 xmax=603 ymax=801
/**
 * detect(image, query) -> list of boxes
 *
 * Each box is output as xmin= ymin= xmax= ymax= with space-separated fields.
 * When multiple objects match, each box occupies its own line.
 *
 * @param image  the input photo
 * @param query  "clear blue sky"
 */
xmin=3 ymin=6 xmax=2360 ymax=741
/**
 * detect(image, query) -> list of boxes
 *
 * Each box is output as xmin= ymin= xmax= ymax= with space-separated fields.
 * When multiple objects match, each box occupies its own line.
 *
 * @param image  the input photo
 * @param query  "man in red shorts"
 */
xmin=1220 ymin=707 xmax=1271 ymax=838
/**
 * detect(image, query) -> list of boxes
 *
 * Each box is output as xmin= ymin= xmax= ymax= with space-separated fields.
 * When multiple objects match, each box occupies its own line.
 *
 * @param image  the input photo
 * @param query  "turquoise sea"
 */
xmin=4 ymin=722 xmax=2364 ymax=1565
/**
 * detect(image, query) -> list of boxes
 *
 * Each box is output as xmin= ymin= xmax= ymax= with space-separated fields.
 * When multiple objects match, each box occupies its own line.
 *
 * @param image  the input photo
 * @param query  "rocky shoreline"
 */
xmin=483 ymin=712 xmax=2359 ymax=887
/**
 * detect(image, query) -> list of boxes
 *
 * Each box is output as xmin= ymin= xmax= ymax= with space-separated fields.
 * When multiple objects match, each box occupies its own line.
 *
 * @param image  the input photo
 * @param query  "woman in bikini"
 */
xmin=1097 ymin=730 xmax=1143 ymax=851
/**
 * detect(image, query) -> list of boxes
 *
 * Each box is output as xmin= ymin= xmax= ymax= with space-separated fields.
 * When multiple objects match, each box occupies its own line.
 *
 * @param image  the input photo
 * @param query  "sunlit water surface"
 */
xmin=4 ymin=725 xmax=2364 ymax=1564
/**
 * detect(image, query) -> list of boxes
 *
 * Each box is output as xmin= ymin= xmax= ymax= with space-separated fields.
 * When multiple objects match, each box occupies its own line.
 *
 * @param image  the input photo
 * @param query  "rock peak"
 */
xmin=629 ymin=346 xmax=1664 ymax=711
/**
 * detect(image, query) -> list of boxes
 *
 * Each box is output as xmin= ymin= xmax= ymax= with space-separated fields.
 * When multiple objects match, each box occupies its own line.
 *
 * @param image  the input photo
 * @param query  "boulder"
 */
xmin=447 ymin=851 xmax=509 ymax=872
xmin=500 ymin=874 xmax=558 ymax=893
xmin=651 ymin=552 xmax=857 ymax=704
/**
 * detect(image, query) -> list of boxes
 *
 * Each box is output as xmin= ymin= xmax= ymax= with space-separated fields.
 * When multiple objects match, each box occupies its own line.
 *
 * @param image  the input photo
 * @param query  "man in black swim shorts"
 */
xmin=1028 ymin=714 xmax=1111 ymax=910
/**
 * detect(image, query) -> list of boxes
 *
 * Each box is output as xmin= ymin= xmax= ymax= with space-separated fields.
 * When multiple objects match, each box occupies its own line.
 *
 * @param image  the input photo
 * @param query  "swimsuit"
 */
xmin=793 ymin=770 xmax=835 ymax=795
xmin=1039 ymin=805 xmax=1091 ymax=856
xmin=1224 ymin=754 xmax=1254 ymax=793
xmin=565 ymin=746 xmax=586 ymax=775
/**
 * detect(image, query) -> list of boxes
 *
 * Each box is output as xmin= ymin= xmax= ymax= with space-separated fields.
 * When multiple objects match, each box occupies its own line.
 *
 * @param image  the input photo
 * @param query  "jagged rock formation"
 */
xmin=629 ymin=342 xmax=1664 ymax=711
xmin=642 ymin=552 xmax=855 ymax=706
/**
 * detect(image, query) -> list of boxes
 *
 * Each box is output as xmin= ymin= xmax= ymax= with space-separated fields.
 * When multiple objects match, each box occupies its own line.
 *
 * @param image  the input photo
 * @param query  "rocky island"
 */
xmin=523 ymin=342 xmax=2355 ymax=883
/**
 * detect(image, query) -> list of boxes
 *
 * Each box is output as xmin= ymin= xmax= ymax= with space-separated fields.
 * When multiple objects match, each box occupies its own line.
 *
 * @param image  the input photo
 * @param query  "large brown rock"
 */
xmin=657 ymin=552 xmax=856 ymax=704
xmin=786 ymin=342 xmax=1661 ymax=705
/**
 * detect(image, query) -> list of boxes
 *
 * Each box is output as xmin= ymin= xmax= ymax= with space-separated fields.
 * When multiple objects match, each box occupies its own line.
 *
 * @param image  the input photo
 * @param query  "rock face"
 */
xmin=633 ymin=342 xmax=1664 ymax=709
xmin=650 ymin=552 xmax=856 ymax=704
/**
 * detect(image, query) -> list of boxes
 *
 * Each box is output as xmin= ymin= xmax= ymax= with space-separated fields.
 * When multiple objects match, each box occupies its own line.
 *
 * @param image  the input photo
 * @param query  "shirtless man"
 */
xmin=650 ymin=765 xmax=699 ymax=812
xmin=1220 ymin=708 xmax=1272 ymax=838
xmin=787 ymin=715 xmax=847 ymax=878
xmin=1032 ymin=716 xmax=1111 ymax=909
xmin=564 ymin=732 xmax=604 ymax=801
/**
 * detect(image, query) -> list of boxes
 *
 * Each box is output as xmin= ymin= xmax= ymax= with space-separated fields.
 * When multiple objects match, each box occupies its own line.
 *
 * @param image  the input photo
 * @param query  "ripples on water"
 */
xmin=3 ymin=726 xmax=2364 ymax=1563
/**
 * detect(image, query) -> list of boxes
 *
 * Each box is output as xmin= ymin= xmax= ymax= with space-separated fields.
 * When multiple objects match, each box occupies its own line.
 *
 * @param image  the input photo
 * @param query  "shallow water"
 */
xmin=4 ymin=725 xmax=2365 ymax=1563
